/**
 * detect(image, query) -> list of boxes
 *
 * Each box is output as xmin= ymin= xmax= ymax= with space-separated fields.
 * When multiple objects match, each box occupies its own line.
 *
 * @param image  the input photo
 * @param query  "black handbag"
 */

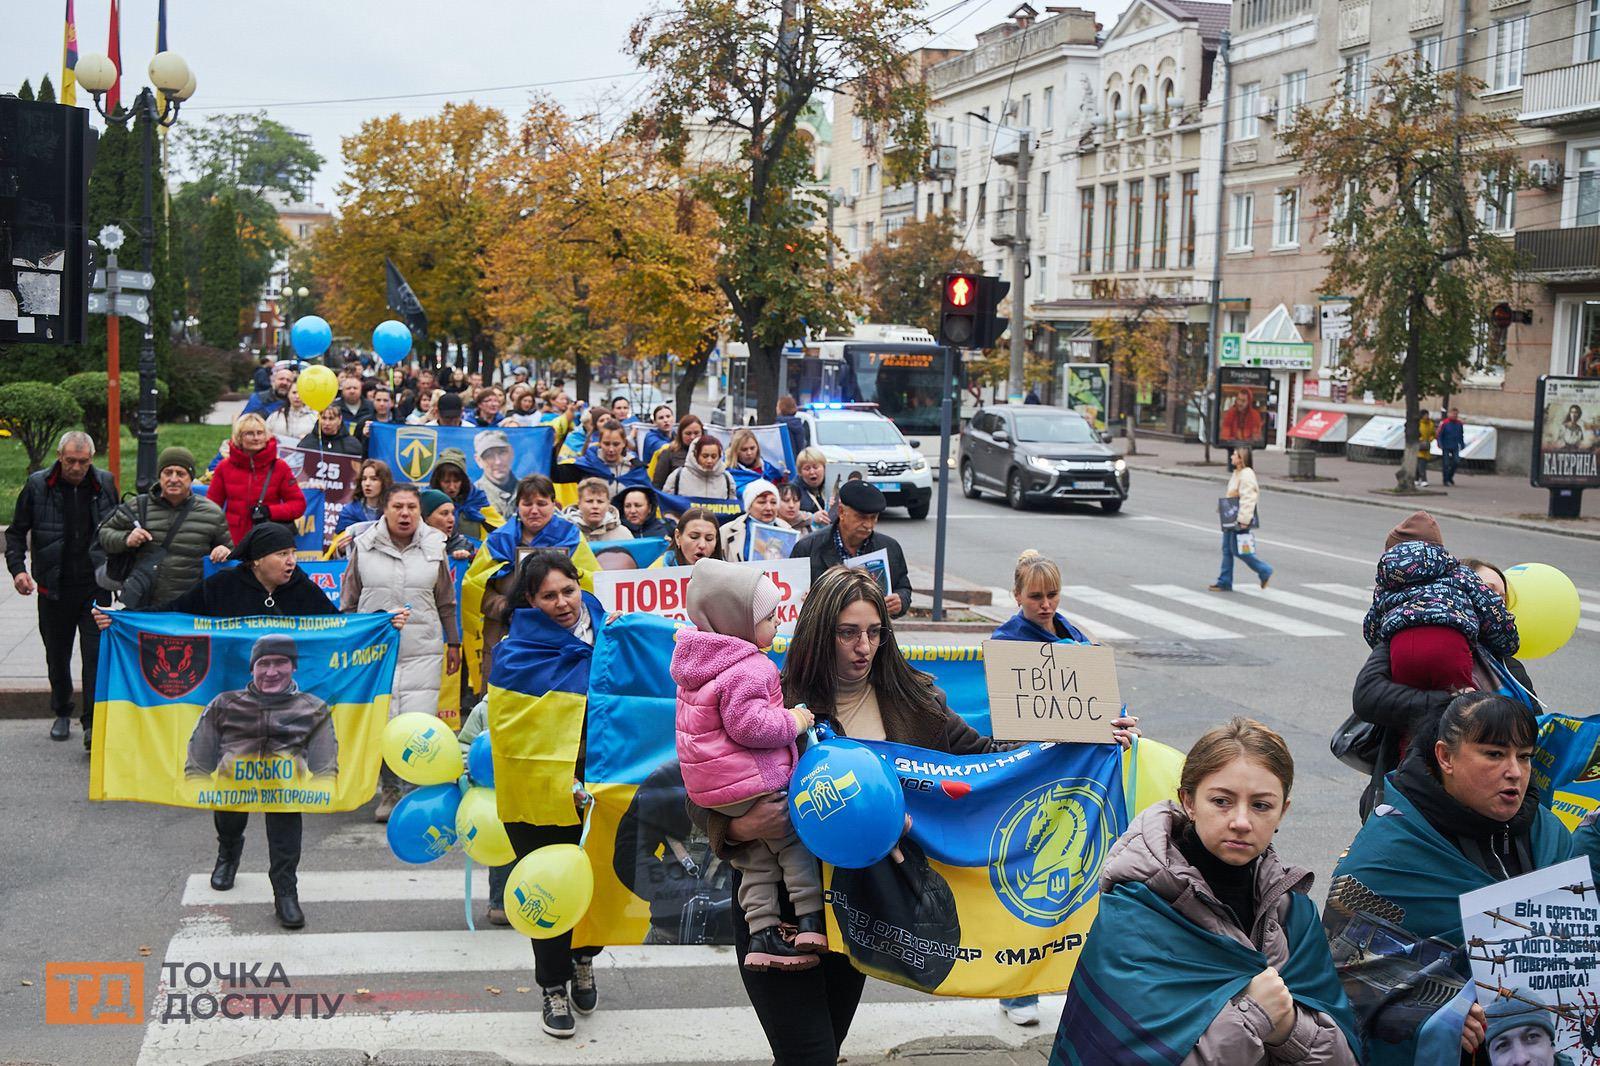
xmin=1329 ymin=712 xmax=1383 ymax=775
xmin=1217 ymin=497 xmax=1261 ymax=531
xmin=119 ymin=497 xmax=196 ymax=609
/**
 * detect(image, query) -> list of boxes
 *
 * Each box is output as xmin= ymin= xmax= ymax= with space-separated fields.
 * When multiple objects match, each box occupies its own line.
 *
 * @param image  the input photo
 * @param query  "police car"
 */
xmin=798 ymin=403 xmax=933 ymax=519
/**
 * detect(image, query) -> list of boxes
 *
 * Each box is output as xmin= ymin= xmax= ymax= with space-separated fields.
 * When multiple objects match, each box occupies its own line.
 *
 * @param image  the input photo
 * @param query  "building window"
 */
xmin=866 ymin=163 xmax=878 ymax=193
xmin=1078 ymin=188 xmax=1095 ymax=273
xmin=1342 ymin=52 xmax=1369 ymax=110
xmin=1488 ymin=16 xmax=1527 ymax=92
xmin=1589 ymin=0 xmax=1600 ymax=62
xmin=1036 ymin=255 xmax=1048 ymax=300
xmin=1040 ymin=171 xmax=1051 ymax=215
xmin=1102 ymin=183 xmax=1119 ymax=272
xmin=1479 ymin=171 xmax=1515 ymax=233
xmin=1578 ymin=149 xmax=1600 ymax=226
xmin=1274 ymin=187 xmax=1299 ymax=247
xmin=960 ymin=186 xmax=969 ymax=221
xmin=851 ymin=115 xmax=862 ymax=141
xmin=1021 ymin=93 xmax=1031 ymax=128
xmin=850 ymin=167 xmax=861 ymax=197
xmin=864 ymin=221 xmax=874 ymax=245
xmin=1236 ymin=82 xmax=1260 ymax=140
xmin=1279 ymin=70 xmax=1307 ymax=124
xmin=977 ymin=183 xmax=987 ymax=223
xmin=1179 ymin=172 xmax=1198 ymax=268
xmin=1226 ymin=310 xmax=1250 ymax=334
xmin=1043 ymin=85 xmax=1054 ymax=128
xmin=1413 ymin=35 xmax=1442 ymax=72
xmin=944 ymin=118 xmax=955 ymax=146
xmin=1230 ymin=192 xmax=1255 ymax=251
xmin=1128 ymin=179 xmax=1145 ymax=271
xmin=926 ymin=192 xmax=935 ymax=216
xmin=964 ymin=115 xmax=973 ymax=147
xmin=297 ymin=223 xmax=311 ymax=239
xmin=1152 ymin=175 xmax=1171 ymax=269
xmin=847 ymin=224 xmax=858 ymax=253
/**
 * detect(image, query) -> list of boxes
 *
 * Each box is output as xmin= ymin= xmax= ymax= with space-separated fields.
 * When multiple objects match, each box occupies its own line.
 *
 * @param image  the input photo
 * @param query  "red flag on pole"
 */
xmin=106 ymin=0 xmax=122 ymax=114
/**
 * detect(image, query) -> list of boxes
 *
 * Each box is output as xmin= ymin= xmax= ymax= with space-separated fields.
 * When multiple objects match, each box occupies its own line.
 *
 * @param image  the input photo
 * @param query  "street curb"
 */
xmin=1126 ymin=462 xmax=1600 ymax=542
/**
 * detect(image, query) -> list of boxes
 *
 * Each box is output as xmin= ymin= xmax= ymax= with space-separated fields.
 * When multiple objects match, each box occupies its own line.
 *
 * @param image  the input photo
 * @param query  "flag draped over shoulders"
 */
xmin=486 ymin=596 xmax=603 ymax=826
xmin=1052 ymin=883 xmax=1358 ymax=1066
xmin=991 ymin=611 xmax=1092 ymax=646
xmin=460 ymin=514 xmax=598 ymax=691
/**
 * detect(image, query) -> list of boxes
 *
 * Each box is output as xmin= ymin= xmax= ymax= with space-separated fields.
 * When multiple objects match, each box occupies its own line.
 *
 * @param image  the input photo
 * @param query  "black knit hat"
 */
xmin=230 ymin=522 xmax=296 ymax=563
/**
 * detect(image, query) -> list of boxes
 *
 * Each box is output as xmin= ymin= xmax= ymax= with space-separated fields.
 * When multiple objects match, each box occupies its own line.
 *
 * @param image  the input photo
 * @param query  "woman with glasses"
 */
xmin=695 ymin=566 xmax=1128 ymax=1065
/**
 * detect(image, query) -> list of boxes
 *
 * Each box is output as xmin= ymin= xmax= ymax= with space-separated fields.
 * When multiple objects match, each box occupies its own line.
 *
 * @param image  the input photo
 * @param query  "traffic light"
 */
xmin=939 ymin=273 xmax=979 ymax=348
xmin=938 ymin=273 xmax=1009 ymax=349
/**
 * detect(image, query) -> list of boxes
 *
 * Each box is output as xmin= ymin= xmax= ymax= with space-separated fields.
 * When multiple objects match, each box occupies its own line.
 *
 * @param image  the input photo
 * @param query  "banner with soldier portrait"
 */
xmin=89 ymin=611 xmax=400 ymax=813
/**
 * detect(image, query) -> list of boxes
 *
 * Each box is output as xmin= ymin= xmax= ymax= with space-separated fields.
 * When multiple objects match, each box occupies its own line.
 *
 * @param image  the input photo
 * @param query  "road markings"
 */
xmin=137 ymin=996 xmax=1066 ymax=1066
xmin=184 ymin=869 xmax=488 ymax=907
xmin=1135 ymin=585 xmax=1341 ymax=637
xmin=1236 ymin=586 xmax=1369 ymax=625
xmin=1130 ymin=514 xmax=1374 ymax=566
xmin=1304 ymin=582 xmax=1376 ymax=604
xmin=1064 ymin=585 xmax=1243 ymax=640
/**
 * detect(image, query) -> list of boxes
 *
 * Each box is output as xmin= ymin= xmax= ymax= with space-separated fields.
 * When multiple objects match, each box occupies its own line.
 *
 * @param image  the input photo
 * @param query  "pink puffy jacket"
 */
xmin=671 ymin=628 xmax=798 ymax=809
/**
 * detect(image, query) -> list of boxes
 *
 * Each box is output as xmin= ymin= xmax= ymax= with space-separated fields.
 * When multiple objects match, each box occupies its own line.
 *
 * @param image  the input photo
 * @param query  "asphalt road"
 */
xmin=2 ymin=467 xmax=1594 ymax=1066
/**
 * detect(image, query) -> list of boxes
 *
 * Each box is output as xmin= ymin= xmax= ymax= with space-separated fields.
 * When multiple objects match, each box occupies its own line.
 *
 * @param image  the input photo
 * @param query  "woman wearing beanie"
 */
xmin=420 ymin=488 xmax=478 ymax=559
xmin=93 ymin=522 xmax=410 ymax=931
xmin=718 ymin=479 xmax=792 ymax=563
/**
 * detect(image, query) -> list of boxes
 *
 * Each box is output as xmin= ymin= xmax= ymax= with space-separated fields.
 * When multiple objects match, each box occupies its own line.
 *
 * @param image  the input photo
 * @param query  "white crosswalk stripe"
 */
xmin=1134 ymin=585 xmax=1341 ymax=638
xmin=1303 ymin=582 xmax=1376 ymax=604
xmin=1235 ymin=586 xmax=1371 ymax=625
xmin=1063 ymin=585 xmax=1243 ymax=640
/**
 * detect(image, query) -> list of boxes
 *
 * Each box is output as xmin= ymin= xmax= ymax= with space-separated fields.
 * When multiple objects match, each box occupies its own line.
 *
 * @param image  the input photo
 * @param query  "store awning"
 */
xmin=1288 ymin=410 xmax=1348 ymax=442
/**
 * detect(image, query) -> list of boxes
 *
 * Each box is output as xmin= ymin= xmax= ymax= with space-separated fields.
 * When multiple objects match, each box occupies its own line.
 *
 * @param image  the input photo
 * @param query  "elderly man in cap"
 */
xmin=790 ymin=480 xmax=912 ymax=617
xmin=99 ymin=447 xmax=233 ymax=609
xmin=1484 ymin=992 xmax=1570 ymax=1066
xmin=474 ymin=429 xmax=518 ymax=520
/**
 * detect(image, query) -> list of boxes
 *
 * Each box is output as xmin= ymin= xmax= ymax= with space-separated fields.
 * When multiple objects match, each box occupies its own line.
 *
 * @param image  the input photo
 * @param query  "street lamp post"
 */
xmin=281 ymin=284 xmax=309 ymax=354
xmin=74 ymin=50 xmax=195 ymax=493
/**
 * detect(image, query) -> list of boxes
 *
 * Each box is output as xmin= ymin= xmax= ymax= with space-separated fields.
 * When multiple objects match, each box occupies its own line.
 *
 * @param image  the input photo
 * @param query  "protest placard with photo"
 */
xmin=746 ymin=521 xmax=798 ymax=562
xmin=1460 ymin=857 xmax=1599 ymax=1066
xmin=843 ymin=548 xmax=891 ymax=595
xmin=279 ymin=440 xmax=363 ymax=548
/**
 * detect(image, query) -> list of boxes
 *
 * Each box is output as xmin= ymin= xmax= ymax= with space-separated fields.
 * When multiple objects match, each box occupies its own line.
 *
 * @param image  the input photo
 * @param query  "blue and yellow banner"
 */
xmin=570 ymin=616 xmax=1180 ymax=999
xmin=204 ymin=558 xmax=346 ymax=606
xmin=1534 ymin=711 xmax=1600 ymax=828
xmin=89 ymin=611 xmax=400 ymax=813
xmin=369 ymin=422 xmax=553 ymax=485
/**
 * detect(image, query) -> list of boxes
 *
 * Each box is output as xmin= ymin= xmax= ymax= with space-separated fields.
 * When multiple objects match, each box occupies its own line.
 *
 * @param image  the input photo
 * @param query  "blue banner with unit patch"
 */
xmin=88 ymin=611 xmax=401 ymax=813
xmin=368 ymin=421 xmax=554 ymax=486
xmin=1533 ymin=711 xmax=1600 ymax=828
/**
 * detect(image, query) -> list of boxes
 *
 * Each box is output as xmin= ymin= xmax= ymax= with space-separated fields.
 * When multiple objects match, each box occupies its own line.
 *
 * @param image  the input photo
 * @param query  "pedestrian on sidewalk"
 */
xmin=1414 ymin=411 xmax=1435 ymax=488
xmin=1437 ymin=407 xmax=1464 ymax=486
xmin=1210 ymin=448 xmax=1273 ymax=593
xmin=5 ymin=431 xmax=118 ymax=747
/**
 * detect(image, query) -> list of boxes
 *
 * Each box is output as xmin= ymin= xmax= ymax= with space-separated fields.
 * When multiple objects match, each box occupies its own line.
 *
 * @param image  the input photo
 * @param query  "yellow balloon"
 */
xmin=505 ymin=843 xmax=593 ymax=939
xmin=381 ymin=712 xmax=464 ymax=786
xmin=455 ymin=786 xmax=514 ymax=866
xmin=1505 ymin=562 xmax=1580 ymax=660
xmin=298 ymin=364 xmax=338 ymax=411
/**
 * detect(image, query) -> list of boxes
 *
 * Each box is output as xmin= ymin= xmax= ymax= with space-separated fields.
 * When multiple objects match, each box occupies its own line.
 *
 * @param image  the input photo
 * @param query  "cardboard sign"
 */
xmin=593 ymin=558 xmax=811 ymax=635
xmin=983 ymin=640 xmax=1122 ymax=743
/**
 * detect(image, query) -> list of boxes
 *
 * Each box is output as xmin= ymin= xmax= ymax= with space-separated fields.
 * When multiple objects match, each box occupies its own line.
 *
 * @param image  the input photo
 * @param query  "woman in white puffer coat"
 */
xmin=340 ymin=483 xmax=461 ymax=820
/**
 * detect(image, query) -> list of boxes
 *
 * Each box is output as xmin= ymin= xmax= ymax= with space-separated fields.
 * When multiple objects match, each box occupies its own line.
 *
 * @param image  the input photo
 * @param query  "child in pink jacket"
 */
xmin=671 ymin=557 xmax=822 ymax=972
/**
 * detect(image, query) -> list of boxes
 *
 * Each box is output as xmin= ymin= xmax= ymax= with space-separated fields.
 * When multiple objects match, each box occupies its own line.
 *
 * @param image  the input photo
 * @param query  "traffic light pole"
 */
xmin=1007 ymin=137 xmax=1030 ymax=405
xmin=931 ymin=344 xmax=954 ymax=622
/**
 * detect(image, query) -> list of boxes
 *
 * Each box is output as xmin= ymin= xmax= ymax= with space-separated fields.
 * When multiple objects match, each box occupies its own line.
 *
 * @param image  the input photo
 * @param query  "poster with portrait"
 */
xmin=1533 ymin=376 xmax=1600 ymax=490
xmin=843 ymin=548 xmax=892 ymax=595
xmin=279 ymin=440 xmax=363 ymax=549
xmin=1212 ymin=367 xmax=1272 ymax=449
xmin=89 ymin=611 xmax=400 ymax=812
xmin=1460 ymin=857 xmax=1600 ymax=1066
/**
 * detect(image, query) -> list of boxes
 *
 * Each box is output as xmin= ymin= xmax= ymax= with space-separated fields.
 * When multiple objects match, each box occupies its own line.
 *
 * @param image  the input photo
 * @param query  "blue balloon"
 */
xmin=386 ymin=783 xmax=462 ymax=864
xmin=789 ymin=734 xmax=906 ymax=869
xmin=290 ymin=315 xmax=333 ymax=358
xmin=371 ymin=320 xmax=412 ymax=364
xmin=467 ymin=731 xmax=494 ymax=787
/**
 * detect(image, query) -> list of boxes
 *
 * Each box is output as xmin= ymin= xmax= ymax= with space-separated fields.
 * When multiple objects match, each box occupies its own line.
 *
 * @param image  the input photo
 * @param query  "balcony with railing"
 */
xmin=1515 ymin=226 xmax=1600 ymax=278
xmin=1521 ymin=60 xmax=1600 ymax=126
xmin=1237 ymin=0 xmax=1313 ymax=32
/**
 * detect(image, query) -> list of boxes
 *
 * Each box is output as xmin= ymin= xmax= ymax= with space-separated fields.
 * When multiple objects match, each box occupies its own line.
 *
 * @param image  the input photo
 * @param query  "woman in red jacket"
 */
xmin=207 ymin=413 xmax=307 ymax=544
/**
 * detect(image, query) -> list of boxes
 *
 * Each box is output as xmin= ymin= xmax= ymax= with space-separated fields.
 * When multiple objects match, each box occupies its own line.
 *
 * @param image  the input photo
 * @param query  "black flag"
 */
xmin=385 ymin=257 xmax=428 ymax=338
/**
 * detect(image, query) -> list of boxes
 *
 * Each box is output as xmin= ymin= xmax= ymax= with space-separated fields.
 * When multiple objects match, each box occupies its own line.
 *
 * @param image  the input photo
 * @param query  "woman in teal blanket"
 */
xmin=1053 ymin=718 xmax=1358 ymax=1065
xmin=1325 ymin=692 xmax=1575 ymax=1065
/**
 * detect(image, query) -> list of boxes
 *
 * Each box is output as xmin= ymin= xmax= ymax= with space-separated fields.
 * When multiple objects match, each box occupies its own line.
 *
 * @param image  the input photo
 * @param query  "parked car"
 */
xmin=799 ymin=403 xmax=933 ymax=519
xmin=960 ymin=404 xmax=1129 ymax=512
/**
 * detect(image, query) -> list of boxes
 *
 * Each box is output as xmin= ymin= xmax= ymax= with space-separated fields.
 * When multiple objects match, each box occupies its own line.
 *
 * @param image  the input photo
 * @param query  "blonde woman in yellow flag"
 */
xmin=461 ymin=473 xmax=598 ymax=692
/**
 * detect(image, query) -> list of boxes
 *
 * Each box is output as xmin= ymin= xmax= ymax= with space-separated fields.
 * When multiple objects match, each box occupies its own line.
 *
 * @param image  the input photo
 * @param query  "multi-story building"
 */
xmin=1033 ymin=0 xmax=1229 ymax=433
xmin=260 ymin=190 xmax=333 ymax=354
xmin=1220 ymin=0 xmax=1568 ymax=465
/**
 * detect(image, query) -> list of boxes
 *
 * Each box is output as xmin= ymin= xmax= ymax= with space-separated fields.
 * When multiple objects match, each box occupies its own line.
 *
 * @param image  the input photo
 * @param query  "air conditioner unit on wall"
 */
xmin=1528 ymin=159 xmax=1562 ymax=190
xmin=1291 ymin=304 xmax=1314 ymax=325
xmin=1258 ymin=96 xmax=1277 ymax=120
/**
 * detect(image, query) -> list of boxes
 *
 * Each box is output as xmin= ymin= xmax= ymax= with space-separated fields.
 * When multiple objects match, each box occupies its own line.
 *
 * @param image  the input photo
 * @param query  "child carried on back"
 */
xmin=1363 ymin=510 xmax=1519 ymax=692
xmin=671 ymin=557 xmax=824 ymax=972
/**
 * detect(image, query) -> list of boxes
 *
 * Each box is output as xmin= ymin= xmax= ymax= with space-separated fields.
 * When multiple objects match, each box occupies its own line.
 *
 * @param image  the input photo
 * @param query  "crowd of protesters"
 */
xmin=8 ymin=348 xmax=1592 ymax=1064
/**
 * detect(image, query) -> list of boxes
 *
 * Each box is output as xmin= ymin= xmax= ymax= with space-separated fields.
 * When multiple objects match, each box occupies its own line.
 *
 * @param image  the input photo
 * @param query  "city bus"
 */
xmin=781 ymin=326 xmax=965 ymax=437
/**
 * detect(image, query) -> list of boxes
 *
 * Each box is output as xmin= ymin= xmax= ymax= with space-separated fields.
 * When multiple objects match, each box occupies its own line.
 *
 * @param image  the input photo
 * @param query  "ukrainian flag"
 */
xmin=486 ymin=596 xmax=605 ymax=826
xmin=461 ymin=513 xmax=598 ymax=692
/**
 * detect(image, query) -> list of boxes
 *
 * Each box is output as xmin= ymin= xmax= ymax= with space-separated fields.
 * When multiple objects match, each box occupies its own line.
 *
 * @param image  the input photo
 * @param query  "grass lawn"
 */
xmin=0 ymin=423 xmax=231 ymax=524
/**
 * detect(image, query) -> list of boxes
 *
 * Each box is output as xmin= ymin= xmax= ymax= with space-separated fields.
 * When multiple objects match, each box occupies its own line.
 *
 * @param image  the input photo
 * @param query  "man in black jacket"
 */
xmin=790 ymin=480 xmax=912 ymax=617
xmin=5 ymin=431 xmax=118 ymax=746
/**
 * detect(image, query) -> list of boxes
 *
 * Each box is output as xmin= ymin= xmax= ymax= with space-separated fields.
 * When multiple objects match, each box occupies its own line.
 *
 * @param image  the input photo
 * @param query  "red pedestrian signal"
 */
xmin=947 ymin=275 xmax=974 ymax=308
xmin=938 ymin=273 xmax=1009 ymax=350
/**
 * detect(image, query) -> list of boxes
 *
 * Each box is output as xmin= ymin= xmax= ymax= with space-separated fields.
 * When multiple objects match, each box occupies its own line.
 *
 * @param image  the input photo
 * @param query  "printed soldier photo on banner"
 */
xmin=184 ymin=634 xmax=340 ymax=783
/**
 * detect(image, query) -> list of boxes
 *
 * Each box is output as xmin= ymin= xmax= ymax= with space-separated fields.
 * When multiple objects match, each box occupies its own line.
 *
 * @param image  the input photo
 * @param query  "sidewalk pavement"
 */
xmin=1116 ymin=437 xmax=1600 ymax=541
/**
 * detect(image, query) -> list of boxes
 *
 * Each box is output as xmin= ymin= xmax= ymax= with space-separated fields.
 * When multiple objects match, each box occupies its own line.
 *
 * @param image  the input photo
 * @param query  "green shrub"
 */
xmin=162 ymin=344 xmax=232 ymax=422
xmin=61 ymin=372 xmax=170 ymax=450
xmin=0 ymin=383 xmax=84 ymax=473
